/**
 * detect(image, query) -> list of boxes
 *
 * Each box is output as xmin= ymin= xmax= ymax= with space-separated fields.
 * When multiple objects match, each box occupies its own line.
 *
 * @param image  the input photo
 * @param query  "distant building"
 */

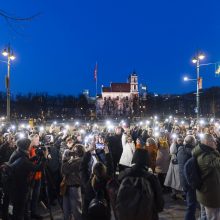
xmin=139 ymin=83 xmax=147 ymax=100
xmin=96 ymin=72 xmax=140 ymax=118
xmin=101 ymin=73 xmax=139 ymax=99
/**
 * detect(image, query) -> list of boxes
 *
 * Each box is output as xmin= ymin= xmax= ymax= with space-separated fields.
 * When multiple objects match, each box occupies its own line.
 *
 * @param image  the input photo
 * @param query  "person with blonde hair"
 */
xmin=146 ymin=137 xmax=158 ymax=173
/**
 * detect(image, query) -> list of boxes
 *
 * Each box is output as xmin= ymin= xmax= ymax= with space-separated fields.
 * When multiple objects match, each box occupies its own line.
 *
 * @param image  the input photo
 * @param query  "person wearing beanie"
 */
xmin=8 ymin=138 xmax=48 ymax=220
xmin=117 ymin=149 xmax=164 ymax=220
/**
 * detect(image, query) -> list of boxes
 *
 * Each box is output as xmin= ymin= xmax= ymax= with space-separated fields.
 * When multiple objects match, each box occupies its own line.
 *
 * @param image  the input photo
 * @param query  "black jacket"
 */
xmin=118 ymin=165 xmax=164 ymax=219
xmin=80 ymin=152 xmax=113 ymax=190
xmin=62 ymin=156 xmax=82 ymax=186
xmin=177 ymin=144 xmax=193 ymax=191
xmin=108 ymin=134 xmax=123 ymax=171
xmin=0 ymin=142 xmax=15 ymax=164
xmin=9 ymin=149 xmax=45 ymax=195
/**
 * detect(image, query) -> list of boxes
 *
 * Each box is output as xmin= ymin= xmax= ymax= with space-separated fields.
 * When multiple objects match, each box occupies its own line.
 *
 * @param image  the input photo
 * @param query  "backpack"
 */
xmin=184 ymin=156 xmax=202 ymax=190
xmin=88 ymin=190 xmax=108 ymax=219
xmin=116 ymin=175 xmax=154 ymax=220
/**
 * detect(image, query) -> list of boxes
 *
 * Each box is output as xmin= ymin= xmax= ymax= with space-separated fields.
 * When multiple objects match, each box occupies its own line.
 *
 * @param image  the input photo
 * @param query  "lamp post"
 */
xmin=192 ymin=53 xmax=205 ymax=121
xmin=184 ymin=54 xmax=220 ymax=120
xmin=2 ymin=45 xmax=16 ymax=121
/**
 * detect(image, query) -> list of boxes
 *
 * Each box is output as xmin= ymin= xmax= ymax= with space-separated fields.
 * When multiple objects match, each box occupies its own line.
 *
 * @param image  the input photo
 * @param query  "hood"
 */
xmin=192 ymin=144 xmax=217 ymax=158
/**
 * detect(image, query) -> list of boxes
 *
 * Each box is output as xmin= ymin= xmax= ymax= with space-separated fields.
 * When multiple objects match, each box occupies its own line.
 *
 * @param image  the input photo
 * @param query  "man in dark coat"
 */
xmin=117 ymin=149 xmax=164 ymax=220
xmin=107 ymin=127 xmax=123 ymax=174
xmin=9 ymin=138 xmax=47 ymax=220
xmin=177 ymin=135 xmax=197 ymax=220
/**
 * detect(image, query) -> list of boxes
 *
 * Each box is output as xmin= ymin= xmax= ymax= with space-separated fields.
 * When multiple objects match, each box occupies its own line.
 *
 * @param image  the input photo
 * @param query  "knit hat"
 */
xmin=16 ymin=138 xmax=31 ymax=152
xmin=132 ymin=149 xmax=149 ymax=167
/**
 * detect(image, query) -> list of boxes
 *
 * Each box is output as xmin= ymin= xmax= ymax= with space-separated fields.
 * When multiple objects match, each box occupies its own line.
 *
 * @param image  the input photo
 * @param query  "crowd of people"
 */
xmin=0 ymin=116 xmax=219 ymax=220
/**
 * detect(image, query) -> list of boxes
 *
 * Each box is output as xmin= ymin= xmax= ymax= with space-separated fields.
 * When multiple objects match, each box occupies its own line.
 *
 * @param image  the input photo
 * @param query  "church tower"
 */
xmin=128 ymin=72 xmax=138 ymax=95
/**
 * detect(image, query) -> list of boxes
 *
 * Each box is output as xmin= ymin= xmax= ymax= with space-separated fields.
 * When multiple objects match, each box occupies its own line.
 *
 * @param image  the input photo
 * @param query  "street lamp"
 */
xmin=183 ymin=76 xmax=197 ymax=82
xmin=191 ymin=52 xmax=205 ymax=121
xmin=183 ymin=76 xmax=188 ymax=81
xmin=2 ymin=45 xmax=16 ymax=121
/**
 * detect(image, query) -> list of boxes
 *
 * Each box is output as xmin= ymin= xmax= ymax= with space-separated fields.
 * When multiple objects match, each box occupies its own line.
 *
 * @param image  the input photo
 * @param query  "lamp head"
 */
xmin=184 ymin=76 xmax=188 ymax=81
xmin=2 ymin=49 xmax=8 ymax=57
xmin=192 ymin=57 xmax=197 ymax=64
xmin=10 ymin=55 xmax=16 ymax=60
xmin=198 ymin=53 xmax=205 ymax=60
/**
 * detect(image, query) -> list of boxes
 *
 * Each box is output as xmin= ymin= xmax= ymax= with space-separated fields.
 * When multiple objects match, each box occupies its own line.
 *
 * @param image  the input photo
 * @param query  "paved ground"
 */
xmin=41 ymin=194 xmax=200 ymax=220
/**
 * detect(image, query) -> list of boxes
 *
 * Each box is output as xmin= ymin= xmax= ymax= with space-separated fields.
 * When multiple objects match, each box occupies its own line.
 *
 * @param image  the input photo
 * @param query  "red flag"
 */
xmin=94 ymin=63 xmax=98 ymax=81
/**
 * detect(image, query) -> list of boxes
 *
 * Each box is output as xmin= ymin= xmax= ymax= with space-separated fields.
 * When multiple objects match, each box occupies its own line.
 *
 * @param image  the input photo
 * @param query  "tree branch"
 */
xmin=0 ymin=9 xmax=41 ymax=21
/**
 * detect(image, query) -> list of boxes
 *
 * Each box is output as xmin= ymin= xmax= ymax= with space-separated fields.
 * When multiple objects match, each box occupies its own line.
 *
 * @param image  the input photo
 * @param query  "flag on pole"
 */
xmin=94 ymin=63 xmax=98 ymax=81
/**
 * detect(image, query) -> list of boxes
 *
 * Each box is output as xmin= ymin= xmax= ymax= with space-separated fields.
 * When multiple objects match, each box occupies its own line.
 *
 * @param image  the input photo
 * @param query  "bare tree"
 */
xmin=0 ymin=9 xmax=41 ymax=21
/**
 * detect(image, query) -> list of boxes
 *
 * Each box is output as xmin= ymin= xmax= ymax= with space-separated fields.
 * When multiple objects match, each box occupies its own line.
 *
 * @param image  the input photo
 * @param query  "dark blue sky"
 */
xmin=0 ymin=0 xmax=220 ymax=96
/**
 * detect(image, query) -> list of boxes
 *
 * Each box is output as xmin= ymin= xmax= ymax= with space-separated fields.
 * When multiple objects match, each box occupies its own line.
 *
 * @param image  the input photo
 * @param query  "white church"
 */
xmin=96 ymin=73 xmax=139 ymax=118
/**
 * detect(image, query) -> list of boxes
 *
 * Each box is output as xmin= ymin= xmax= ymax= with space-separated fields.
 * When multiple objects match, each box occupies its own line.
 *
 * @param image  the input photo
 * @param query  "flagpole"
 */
xmin=95 ymin=62 xmax=98 ymax=98
xmin=96 ymin=76 xmax=98 ymax=98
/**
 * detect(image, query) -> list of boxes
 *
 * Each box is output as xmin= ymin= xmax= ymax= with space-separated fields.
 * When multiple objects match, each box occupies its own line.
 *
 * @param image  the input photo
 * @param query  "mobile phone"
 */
xmin=96 ymin=143 xmax=105 ymax=149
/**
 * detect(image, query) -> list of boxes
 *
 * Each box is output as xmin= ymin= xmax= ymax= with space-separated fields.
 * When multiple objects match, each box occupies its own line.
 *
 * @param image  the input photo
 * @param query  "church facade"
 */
xmin=96 ymin=73 xmax=139 ymax=118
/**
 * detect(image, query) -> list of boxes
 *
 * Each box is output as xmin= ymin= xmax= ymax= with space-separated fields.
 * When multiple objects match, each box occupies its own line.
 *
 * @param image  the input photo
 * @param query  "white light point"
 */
xmin=106 ymin=120 xmax=111 ymax=126
xmin=154 ymin=132 xmax=159 ymax=137
xmin=199 ymin=133 xmax=205 ymax=139
xmin=172 ymin=133 xmax=177 ymax=139
xmin=199 ymin=120 xmax=205 ymax=125
xmin=122 ymin=122 xmax=126 ymax=127
xmin=184 ymin=77 xmax=188 ymax=81
xmin=75 ymin=122 xmax=79 ymax=126
xmin=80 ymin=129 xmax=85 ymax=134
xmin=19 ymin=133 xmax=25 ymax=139
xmin=11 ymin=125 xmax=16 ymax=130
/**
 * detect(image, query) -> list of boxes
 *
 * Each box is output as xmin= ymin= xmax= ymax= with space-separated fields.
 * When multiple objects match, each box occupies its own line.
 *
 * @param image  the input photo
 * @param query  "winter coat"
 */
xmin=61 ymin=150 xmax=82 ymax=186
xmin=164 ymin=143 xmax=183 ymax=191
xmin=119 ymin=142 xmax=135 ymax=167
xmin=118 ymin=165 xmax=164 ymax=220
xmin=177 ymin=144 xmax=193 ymax=191
xmin=108 ymin=134 xmax=123 ymax=171
xmin=82 ymin=153 xmax=113 ymax=220
xmin=155 ymin=145 xmax=170 ymax=174
xmin=80 ymin=152 xmax=113 ymax=190
xmin=83 ymin=176 xmax=111 ymax=220
xmin=192 ymin=144 xmax=220 ymax=208
xmin=9 ymin=149 xmax=45 ymax=196
xmin=146 ymin=144 xmax=158 ymax=172
xmin=0 ymin=142 xmax=15 ymax=164
xmin=46 ymin=145 xmax=60 ymax=173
